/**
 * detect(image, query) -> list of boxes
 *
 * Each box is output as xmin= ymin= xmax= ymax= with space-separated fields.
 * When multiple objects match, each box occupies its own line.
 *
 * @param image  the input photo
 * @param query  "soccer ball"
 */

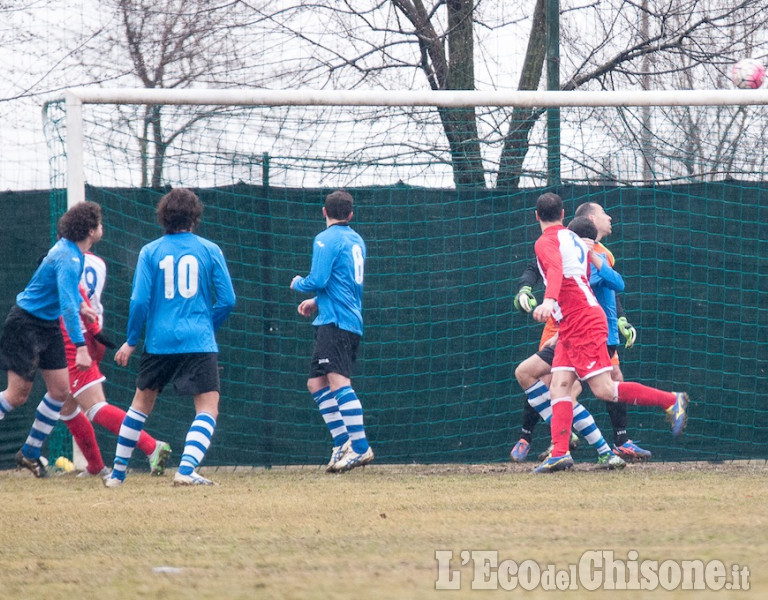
xmin=731 ymin=58 xmax=765 ymax=89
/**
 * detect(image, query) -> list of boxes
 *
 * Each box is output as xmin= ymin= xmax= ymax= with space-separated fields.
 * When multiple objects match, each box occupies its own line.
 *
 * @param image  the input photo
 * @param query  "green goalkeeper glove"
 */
xmin=617 ymin=316 xmax=637 ymax=348
xmin=514 ymin=286 xmax=537 ymax=313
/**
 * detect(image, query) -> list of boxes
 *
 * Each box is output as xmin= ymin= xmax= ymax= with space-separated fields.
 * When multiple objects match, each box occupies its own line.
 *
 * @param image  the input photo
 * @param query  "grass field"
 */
xmin=0 ymin=461 xmax=764 ymax=599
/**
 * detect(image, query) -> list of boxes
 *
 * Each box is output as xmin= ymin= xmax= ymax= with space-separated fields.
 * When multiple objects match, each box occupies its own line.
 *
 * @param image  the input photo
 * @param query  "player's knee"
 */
xmin=307 ymin=378 xmax=326 ymax=394
xmin=45 ymin=385 xmax=70 ymax=404
xmin=514 ymin=363 xmax=528 ymax=386
xmin=588 ymin=379 xmax=616 ymax=402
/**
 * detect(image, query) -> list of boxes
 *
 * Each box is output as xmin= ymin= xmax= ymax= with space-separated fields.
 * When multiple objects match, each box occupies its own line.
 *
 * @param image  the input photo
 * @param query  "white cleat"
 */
xmin=326 ymin=439 xmax=351 ymax=473
xmin=173 ymin=470 xmax=218 ymax=486
xmin=77 ymin=466 xmax=110 ymax=478
xmin=332 ymin=446 xmax=374 ymax=473
xmin=103 ymin=474 xmax=124 ymax=488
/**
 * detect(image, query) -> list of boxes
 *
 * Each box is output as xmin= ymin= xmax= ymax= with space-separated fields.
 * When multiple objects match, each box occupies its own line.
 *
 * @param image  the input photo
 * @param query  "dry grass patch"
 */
xmin=0 ymin=462 xmax=764 ymax=599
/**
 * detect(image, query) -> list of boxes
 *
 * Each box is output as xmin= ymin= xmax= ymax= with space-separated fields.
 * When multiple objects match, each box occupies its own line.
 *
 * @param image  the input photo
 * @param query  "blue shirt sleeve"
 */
xmin=590 ymin=254 xmax=625 ymax=293
xmin=211 ymin=247 xmax=236 ymax=330
xmin=57 ymin=251 xmax=87 ymax=345
xmin=292 ymin=233 xmax=334 ymax=293
xmin=126 ymin=247 xmax=152 ymax=347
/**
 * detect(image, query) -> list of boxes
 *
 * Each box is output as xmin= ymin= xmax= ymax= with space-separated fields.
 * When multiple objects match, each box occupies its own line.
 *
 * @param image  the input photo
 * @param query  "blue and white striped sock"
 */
xmin=572 ymin=402 xmax=611 ymax=455
xmin=336 ymin=386 xmax=369 ymax=454
xmin=21 ymin=394 xmax=63 ymax=459
xmin=177 ymin=412 xmax=216 ymax=476
xmin=112 ymin=407 xmax=147 ymax=481
xmin=0 ymin=392 xmax=14 ymax=420
xmin=526 ymin=381 xmax=553 ymax=422
xmin=312 ymin=386 xmax=349 ymax=447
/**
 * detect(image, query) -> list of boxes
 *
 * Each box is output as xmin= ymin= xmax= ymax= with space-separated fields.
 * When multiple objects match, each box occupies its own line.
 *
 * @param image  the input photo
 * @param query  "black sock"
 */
xmin=605 ymin=401 xmax=629 ymax=446
xmin=520 ymin=401 xmax=541 ymax=442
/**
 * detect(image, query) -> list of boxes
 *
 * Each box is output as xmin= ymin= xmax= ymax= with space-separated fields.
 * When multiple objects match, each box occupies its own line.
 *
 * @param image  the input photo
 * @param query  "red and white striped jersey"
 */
xmin=534 ymin=224 xmax=599 ymax=321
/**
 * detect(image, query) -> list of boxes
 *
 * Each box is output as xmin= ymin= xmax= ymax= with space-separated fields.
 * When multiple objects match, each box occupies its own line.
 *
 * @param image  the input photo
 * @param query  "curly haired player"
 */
xmin=0 ymin=201 xmax=102 ymax=477
xmin=104 ymin=188 xmax=235 ymax=487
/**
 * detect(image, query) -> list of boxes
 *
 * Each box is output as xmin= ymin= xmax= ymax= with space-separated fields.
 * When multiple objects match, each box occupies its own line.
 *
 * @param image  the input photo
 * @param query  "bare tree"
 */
xmin=77 ymin=0 xmax=265 ymax=187
xmin=13 ymin=0 xmax=768 ymax=189
xmin=237 ymin=0 xmax=768 ymax=188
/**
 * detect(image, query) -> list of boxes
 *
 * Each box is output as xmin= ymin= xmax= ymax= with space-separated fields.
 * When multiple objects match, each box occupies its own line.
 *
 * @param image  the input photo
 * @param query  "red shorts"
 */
xmin=64 ymin=334 xmax=106 ymax=397
xmin=552 ymin=306 xmax=613 ymax=380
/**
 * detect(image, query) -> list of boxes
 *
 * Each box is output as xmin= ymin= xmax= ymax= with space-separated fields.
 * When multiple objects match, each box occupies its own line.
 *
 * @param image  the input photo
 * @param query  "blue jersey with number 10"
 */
xmin=292 ymin=224 xmax=365 ymax=336
xmin=126 ymin=232 xmax=236 ymax=354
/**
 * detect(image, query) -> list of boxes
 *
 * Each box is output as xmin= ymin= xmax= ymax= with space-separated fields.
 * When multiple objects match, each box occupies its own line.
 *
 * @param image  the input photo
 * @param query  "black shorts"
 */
xmin=0 ymin=305 xmax=66 ymax=381
xmin=136 ymin=352 xmax=221 ymax=395
xmin=535 ymin=344 xmax=555 ymax=366
xmin=309 ymin=324 xmax=360 ymax=379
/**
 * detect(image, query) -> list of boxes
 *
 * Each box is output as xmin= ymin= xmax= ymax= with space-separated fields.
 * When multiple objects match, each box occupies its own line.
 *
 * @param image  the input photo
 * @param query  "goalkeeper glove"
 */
xmin=514 ymin=286 xmax=537 ymax=313
xmin=617 ymin=316 xmax=637 ymax=349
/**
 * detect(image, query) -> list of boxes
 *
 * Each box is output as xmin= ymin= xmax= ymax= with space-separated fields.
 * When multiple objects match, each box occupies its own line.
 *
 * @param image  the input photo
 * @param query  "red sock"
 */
xmin=92 ymin=403 xmax=158 ymax=456
xmin=618 ymin=382 xmax=675 ymax=409
xmin=550 ymin=398 xmax=574 ymax=457
xmin=64 ymin=411 xmax=105 ymax=474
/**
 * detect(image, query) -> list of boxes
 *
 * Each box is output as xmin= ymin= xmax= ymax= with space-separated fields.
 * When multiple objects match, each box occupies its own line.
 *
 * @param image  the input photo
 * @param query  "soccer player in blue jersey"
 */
xmin=573 ymin=201 xmax=650 ymax=461
xmin=0 ymin=201 xmax=103 ymax=477
xmin=104 ymin=188 xmax=236 ymax=487
xmin=291 ymin=190 xmax=373 ymax=473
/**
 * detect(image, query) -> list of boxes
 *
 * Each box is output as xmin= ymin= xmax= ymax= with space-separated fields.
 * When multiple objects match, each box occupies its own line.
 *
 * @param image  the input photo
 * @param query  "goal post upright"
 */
xmin=64 ymin=91 xmax=85 ymax=208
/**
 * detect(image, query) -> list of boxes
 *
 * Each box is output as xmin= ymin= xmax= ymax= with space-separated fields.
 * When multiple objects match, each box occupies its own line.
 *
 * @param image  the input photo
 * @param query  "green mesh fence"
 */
xmin=2 ymin=183 xmax=764 ymax=468
xmin=7 ymin=99 xmax=763 ymax=469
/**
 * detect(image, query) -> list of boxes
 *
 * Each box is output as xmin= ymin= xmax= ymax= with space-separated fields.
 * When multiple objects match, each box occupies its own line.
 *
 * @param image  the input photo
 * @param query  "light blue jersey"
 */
xmin=589 ymin=252 xmax=624 ymax=346
xmin=126 ymin=232 xmax=236 ymax=354
xmin=16 ymin=238 xmax=85 ymax=344
xmin=293 ymin=224 xmax=365 ymax=336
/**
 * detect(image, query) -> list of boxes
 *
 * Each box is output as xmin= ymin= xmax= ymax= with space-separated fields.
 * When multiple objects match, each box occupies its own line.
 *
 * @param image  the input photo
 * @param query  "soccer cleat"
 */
xmin=510 ymin=439 xmax=531 ymax=462
xmin=77 ymin=466 xmax=110 ymax=478
xmin=613 ymin=440 xmax=652 ymax=462
xmin=148 ymin=441 xmax=172 ymax=476
xmin=532 ymin=452 xmax=574 ymax=474
xmin=103 ymin=473 xmax=124 ymax=488
xmin=596 ymin=451 xmax=626 ymax=470
xmin=666 ymin=392 xmax=689 ymax=437
xmin=173 ymin=470 xmax=218 ymax=486
xmin=326 ymin=439 xmax=351 ymax=473
xmin=332 ymin=446 xmax=374 ymax=473
xmin=537 ymin=432 xmax=579 ymax=461
xmin=15 ymin=450 xmax=48 ymax=478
